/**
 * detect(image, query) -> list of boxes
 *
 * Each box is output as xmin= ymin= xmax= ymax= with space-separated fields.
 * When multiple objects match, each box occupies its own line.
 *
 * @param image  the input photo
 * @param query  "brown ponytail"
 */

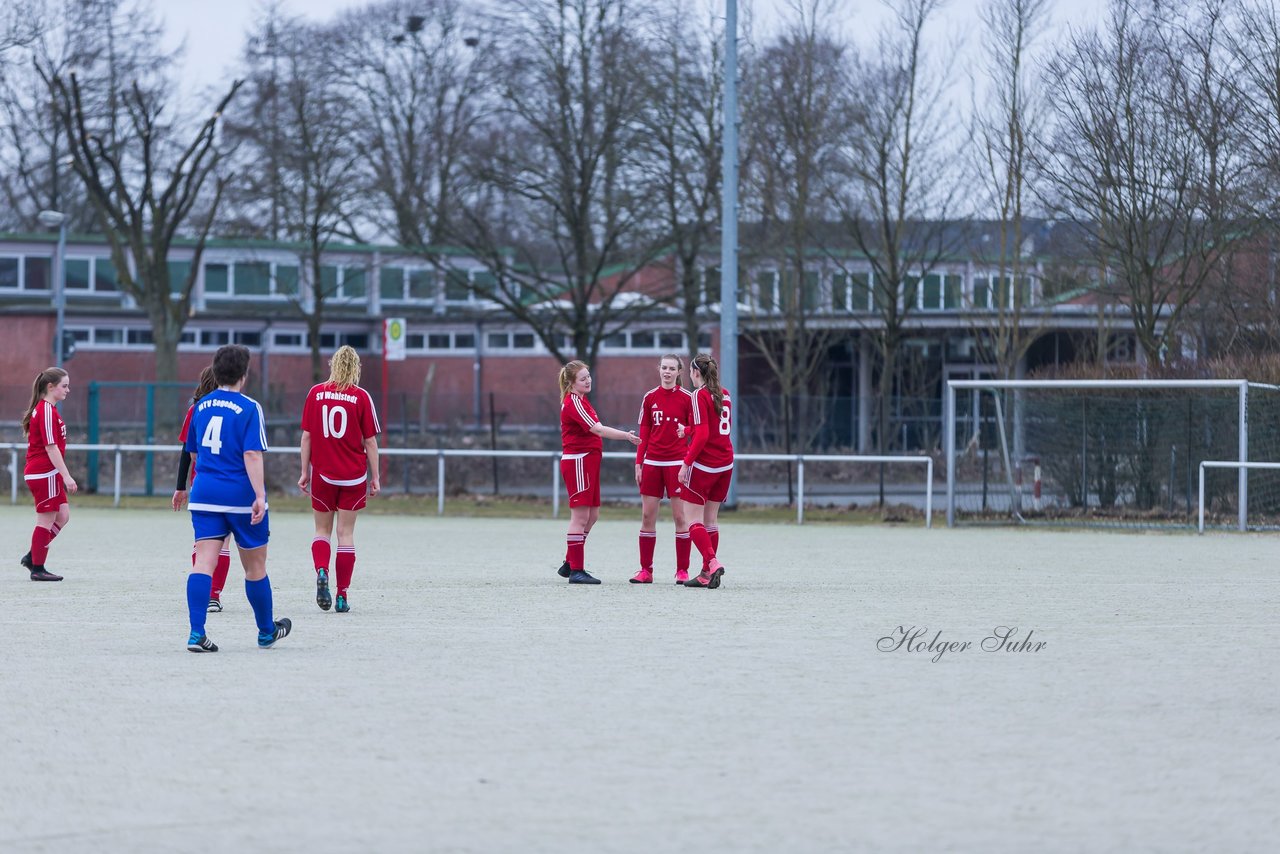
xmin=192 ymin=365 xmax=217 ymax=404
xmin=692 ymin=353 xmax=723 ymax=415
xmin=21 ymin=368 xmax=67 ymax=437
xmin=559 ymin=360 xmax=589 ymax=402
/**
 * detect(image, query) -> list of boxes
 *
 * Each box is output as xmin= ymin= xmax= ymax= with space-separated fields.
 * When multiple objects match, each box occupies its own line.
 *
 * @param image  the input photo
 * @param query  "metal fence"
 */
xmin=1 ymin=443 xmax=934 ymax=526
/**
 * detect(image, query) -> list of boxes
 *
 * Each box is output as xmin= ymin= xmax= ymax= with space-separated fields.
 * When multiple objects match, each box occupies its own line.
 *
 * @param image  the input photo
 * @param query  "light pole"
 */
xmin=37 ymin=209 xmax=68 ymax=366
xmin=720 ymin=0 xmax=740 ymax=506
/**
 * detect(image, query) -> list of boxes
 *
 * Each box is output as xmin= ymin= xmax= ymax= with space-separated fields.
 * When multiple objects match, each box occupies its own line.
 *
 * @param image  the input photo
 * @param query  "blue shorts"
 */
xmin=191 ymin=509 xmax=270 ymax=550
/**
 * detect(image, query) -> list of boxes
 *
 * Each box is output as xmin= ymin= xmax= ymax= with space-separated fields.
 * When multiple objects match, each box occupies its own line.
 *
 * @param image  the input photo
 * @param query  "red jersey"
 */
xmin=683 ymin=387 xmax=734 ymax=469
xmin=301 ymin=382 xmax=381 ymax=483
xmin=635 ymin=385 xmax=693 ymax=464
xmin=25 ymin=400 xmax=67 ymax=476
xmin=561 ymin=392 xmax=603 ymax=455
xmin=178 ymin=404 xmax=197 ymax=482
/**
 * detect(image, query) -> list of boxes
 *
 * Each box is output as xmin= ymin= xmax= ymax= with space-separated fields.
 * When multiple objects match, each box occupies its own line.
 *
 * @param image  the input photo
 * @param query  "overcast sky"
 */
xmin=158 ymin=0 xmax=1111 ymax=98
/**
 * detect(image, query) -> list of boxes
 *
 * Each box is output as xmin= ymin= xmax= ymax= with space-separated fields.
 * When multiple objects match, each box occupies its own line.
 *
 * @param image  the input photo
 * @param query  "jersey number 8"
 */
xmin=719 ymin=404 xmax=731 ymax=436
xmin=321 ymin=404 xmax=349 ymax=439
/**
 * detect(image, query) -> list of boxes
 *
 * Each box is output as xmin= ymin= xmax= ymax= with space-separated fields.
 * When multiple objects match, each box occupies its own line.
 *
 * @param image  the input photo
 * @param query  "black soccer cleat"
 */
xmin=568 ymin=569 xmax=601 ymax=585
xmin=188 ymin=633 xmax=218 ymax=653
xmin=258 ymin=617 xmax=293 ymax=648
xmin=557 ymin=560 xmax=572 ymax=579
xmin=29 ymin=565 xmax=63 ymax=582
xmin=20 ymin=552 xmax=33 ymax=570
xmin=316 ymin=568 xmax=332 ymax=611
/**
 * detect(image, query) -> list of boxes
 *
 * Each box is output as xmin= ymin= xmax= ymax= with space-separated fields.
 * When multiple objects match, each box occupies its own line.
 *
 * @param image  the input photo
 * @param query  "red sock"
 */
xmin=211 ymin=548 xmax=231 ymax=598
xmin=312 ymin=537 xmax=331 ymax=573
xmin=638 ymin=530 xmax=656 ymax=570
xmin=31 ymin=526 xmax=53 ymax=565
xmin=336 ymin=546 xmax=355 ymax=596
xmin=566 ymin=534 xmax=585 ymax=571
xmin=688 ymin=523 xmax=717 ymax=566
xmin=707 ymin=525 xmax=719 ymax=552
xmin=675 ymin=531 xmax=691 ymax=572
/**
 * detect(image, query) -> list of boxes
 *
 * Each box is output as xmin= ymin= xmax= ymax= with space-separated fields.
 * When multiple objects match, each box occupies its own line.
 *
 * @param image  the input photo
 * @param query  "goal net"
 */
xmin=944 ymin=380 xmax=1280 ymax=529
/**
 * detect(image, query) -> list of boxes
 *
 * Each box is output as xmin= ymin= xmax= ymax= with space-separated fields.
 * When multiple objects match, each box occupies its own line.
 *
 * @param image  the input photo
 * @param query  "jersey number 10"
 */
xmin=321 ymin=404 xmax=349 ymax=439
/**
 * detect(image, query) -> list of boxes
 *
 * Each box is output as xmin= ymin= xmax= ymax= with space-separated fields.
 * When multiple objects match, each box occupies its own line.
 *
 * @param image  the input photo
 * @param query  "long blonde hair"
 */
xmin=327 ymin=345 xmax=361 ymax=391
xmin=559 ymin=360 xmax=588 ymax=402
xmin=21 ymin=368 xmax=67 ymax=437
xmin=691 ymin=353 xmax=724 ymax=415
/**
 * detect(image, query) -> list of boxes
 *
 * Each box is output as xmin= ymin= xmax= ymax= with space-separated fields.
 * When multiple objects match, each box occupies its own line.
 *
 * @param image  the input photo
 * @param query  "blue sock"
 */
xmin=245 ymin=576 xmax=274 ymax=634
xmin=187 ymin=573 xmax=212 ymax=637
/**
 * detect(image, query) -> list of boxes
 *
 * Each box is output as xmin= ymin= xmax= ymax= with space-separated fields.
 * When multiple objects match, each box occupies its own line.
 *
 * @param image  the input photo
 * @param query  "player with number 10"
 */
xmin=298 ymin=345 xmax=381 ymax=613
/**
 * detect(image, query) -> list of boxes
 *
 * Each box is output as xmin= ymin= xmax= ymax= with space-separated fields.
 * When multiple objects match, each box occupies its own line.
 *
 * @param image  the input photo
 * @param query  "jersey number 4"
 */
xmin=321 ymin=404 xmax=349 ymax=439
xmin=201 ymin=416 xmax=224 ymax=455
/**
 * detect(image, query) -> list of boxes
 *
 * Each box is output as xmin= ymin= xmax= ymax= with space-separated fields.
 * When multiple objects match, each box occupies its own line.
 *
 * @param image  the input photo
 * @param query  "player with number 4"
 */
xmin=183 ymin=345 xmax=291 ymax=652
xmin=299 ymin=346 xmax=381 ymax=613
xmin=675 ymin=353 xmax=733 ymax=589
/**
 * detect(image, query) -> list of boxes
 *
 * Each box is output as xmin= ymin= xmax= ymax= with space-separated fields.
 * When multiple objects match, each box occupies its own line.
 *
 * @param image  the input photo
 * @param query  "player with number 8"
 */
xmin=675 ymin=353 xmax=733 ymax=589
xmin=299 ymin=345 xmax=381 ymax=613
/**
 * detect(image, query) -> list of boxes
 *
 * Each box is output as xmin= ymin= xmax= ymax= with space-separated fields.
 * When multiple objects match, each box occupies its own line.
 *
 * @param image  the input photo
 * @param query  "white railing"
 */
xmin=1197 ymin=460 xmax=1280 ymax=533
xmin=1 ymin=443 xmax=933 ymax=526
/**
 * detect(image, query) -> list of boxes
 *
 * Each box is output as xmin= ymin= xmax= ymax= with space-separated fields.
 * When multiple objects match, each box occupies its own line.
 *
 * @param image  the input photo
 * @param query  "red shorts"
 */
xmin=309 ymin=475 xmax=369 ymax=512
xmin=675 ymin=464 xmax=733 ymax=506
xmin=561 ymin=452 xmax=601 ymax=508
xmin=25 ymin=471 xmax=68 ymax=513
xmin=639 ymin=461 xmax=682 ymax=499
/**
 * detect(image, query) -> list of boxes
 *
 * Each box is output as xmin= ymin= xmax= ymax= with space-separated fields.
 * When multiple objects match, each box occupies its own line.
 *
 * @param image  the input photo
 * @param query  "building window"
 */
xmin=273 ymin=331 xmax=304 ymax=348
xmin=428 ymin=333 xmax=451 ymax=350
xmin=603 ymin=333 xmax=627 ymax=349
xmin=455 ymin=333 xmax=476 ymax=349
xmin=126 ymin=328 xmax=153 ymax=345
xmin=95 ymin=328 xmax=123 ymax=345
xmin=25 ymin=256 xmax=50 ymax=291
xmin=234 ymin=331 xmax=262 ymax=347
xmin=200 ymin=330 xmax=231 ymax=347
xmin=487 ymin=331 xmax=510 ymax=349
xmin=631 ymin=330 xmax=655 ymax=348
xmin=445 ymin=269 xmax=470 ymax=301
xmin=0 ymin=257 xmax=18 ymax=289
xmin=166 ymin=261 xmax=188 ymax=295
xmin=380 ymin=267 xmax=405 ymax=301
xmin=754 ymin=270 xmax=778 ymax=313
xmin=343 ymin=267 xmax=366 ymax=300
xmin=238 ymin=262 xmax=271 ymax=296
xmin=408 ymin=269 xmax=435 ymax=301
xmin=65 ymin=258 xmax=91 ymax=290
xmin=276 ymin=265 xmax=299 ymax=297
xmin=657 ymin=331 xmax=683 ymax=350
xmin=205 ymin=263 xmax=229 ymax=294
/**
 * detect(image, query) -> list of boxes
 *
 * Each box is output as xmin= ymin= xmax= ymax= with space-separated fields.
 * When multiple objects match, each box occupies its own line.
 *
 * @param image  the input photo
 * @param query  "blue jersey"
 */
xmin=183 ymin=389 xmax=268 ymax=511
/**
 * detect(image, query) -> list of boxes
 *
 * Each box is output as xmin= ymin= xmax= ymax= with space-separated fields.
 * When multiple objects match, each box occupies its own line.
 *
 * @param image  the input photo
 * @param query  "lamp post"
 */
xmin=37 ymin=209 xmax=68 ymax=366
xmin=720 ymin=0 xmax=739 ymax=506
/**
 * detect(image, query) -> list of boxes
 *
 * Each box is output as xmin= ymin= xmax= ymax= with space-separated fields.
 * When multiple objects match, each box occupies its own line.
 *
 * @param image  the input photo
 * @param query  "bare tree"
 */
xmin=637 ymin=0 xmax=723 ymax=366
xmin=1038 ymin=0 xmax=1246 ymax=367
xmin=740 ymin=0 xmax=850 ymax=466
xmin=333 ymin=0 xmax=486 ymax=250
xmin=970 ymin=0 xmax=1051 ymax=379
xmin=833 ymin=0 xmax=965 ymax=454
xmin=223 ymin=14 xmax=364 ymax=380
xmin=0 ymin=0 xmax=173 ymax=232
xmin=44 ymin=64 xmax=241 ymax=383
xmin=449 ymin=0 xmax=666 ymax=368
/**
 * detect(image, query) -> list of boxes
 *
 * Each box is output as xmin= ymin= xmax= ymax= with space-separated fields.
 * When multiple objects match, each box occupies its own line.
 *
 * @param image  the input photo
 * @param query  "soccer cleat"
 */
xmin=567 ymin=569 xmax=601 ymax=585
xmin=335 ymin=594 xmax=349 ymax=613
xmin=557 ymin=560 xmax=572 ymax=578
xmin=20 ymin=552 xmax=33 ymax=570
xmin=685 ymin=567 xmax=724 ymax=589
xmin=207 ymin=597 xmax=223 ymax=613
xmin=187 ymin=633 xmax=218 ymax=653
xmin=674 ymin=569 xmax=689 ymax=585
xmin=258 ymin=617 xmax=293 ymax=648
xmin=29 ymin=565 xmax=62 ymax=582
xmin=316 ymin=568 xmax=332 ymax=611
xmin=630 ymin=569 xmax=653 ymax=584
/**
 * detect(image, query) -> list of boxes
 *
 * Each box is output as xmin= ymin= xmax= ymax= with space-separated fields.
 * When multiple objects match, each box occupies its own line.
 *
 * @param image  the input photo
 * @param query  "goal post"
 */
xmin=945 ymin=379 xmax=1280 ymax=529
